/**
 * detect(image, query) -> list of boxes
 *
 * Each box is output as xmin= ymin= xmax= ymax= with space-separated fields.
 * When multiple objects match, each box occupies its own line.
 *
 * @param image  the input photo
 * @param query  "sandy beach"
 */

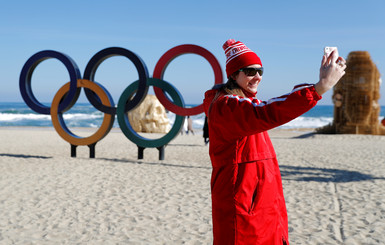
xmin=1 ymin=127 xmax=385 ymax=244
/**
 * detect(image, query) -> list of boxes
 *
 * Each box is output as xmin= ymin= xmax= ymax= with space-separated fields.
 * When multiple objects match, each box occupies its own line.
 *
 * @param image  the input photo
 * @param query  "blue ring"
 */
xmin=19 ymin=50 xmax=81 ymax=115
xmin=83 ymin=47 xmax=149 ymax=115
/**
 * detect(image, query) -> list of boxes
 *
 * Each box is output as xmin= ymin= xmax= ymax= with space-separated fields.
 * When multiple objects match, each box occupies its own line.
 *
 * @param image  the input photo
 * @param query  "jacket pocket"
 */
xmin=248 ymin=181 xmax=259 ymax=213
xmin=249 ymin=179 xmax=264 ymax=214
xmin=234 ymin=161 xmax=261 ymax=214
xmin=282 ymin=237 xmax=288 ymax=245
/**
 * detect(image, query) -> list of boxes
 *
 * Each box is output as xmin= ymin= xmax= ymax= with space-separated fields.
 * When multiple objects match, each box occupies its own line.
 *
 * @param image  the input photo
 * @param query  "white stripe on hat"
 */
xmin=224 ymin=43 xmax=246 ymax=53
xmin=226 ymin=50 xmax=254 ymax=64
xmin=225 ymin=43 xmax=254 ymax=64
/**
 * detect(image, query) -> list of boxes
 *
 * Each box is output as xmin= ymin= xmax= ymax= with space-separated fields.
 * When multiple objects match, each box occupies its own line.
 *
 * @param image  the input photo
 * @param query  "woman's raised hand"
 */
xmin=315 ymin=50 xmax=347 ymax=95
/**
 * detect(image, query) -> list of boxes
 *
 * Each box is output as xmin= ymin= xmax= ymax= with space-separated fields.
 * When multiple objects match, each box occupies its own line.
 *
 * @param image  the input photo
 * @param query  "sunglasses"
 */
xmin=239 ymin=67 xmax=264 ymax=76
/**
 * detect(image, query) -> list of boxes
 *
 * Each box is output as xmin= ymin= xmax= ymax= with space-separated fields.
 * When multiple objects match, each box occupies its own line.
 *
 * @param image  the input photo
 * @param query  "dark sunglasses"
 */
xmin=239 ymin=67 xmax=264 ymax=76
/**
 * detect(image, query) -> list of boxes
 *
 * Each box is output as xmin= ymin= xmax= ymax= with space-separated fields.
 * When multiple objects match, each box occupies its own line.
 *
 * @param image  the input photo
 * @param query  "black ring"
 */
xmin=83 ymin=47 xmax=149 ymax=114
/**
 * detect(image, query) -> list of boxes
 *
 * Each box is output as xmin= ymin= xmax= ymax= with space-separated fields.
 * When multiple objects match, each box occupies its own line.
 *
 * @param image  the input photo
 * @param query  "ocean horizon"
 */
xmin=1 ymin=102 xmax=385 ymax=130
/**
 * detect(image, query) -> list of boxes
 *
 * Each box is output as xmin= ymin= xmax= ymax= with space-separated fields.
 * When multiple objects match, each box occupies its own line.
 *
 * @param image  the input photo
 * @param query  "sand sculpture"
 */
xmin=317 ymin=51 xmax=385 ymax=135
xmin=128 ymin=94 xmax=171 ymax=133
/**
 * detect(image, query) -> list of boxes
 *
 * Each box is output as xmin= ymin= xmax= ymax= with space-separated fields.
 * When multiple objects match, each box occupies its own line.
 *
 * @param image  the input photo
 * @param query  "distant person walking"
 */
xmin=203 ymin=116 xmax=209 ymax=145
xmin=180 ymin=117 xmax=188 ymax=135
xmin=187 ymin=116 xmax=194 ymax=135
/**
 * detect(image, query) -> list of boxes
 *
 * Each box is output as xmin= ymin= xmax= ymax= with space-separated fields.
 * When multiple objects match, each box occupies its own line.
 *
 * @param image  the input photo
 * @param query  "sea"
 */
xmin=1 ymin=102 xmax=385 ymax=130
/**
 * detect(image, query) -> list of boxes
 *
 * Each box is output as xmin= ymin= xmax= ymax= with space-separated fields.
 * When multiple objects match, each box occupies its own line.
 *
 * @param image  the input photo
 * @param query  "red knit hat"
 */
xmin=223 ymin=39 xmax=262 ymax=78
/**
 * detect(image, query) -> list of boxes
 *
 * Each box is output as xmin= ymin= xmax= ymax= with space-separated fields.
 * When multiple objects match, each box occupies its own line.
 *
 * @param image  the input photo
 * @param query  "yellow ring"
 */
xmin=50 ymin=79 xmax=114 ymax=146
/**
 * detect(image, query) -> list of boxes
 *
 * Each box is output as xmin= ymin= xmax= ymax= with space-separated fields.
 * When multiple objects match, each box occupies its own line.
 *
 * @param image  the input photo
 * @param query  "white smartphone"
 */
xmin=324 ymin=46 xmax=338 ymax=57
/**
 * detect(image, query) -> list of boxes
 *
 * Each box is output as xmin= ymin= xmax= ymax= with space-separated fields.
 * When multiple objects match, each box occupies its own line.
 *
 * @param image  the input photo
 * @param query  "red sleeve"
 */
xmin=209 ymin=84 xmax=322 ymax=139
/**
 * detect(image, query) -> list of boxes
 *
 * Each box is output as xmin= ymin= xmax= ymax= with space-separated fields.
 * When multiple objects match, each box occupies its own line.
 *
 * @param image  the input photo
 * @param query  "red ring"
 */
xmin=153 ymin=44 xmax=223 ymax=116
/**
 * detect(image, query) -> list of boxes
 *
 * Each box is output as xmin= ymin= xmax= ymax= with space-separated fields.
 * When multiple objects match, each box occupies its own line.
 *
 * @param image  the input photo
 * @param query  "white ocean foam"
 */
xmin=89 ymin=123 xmax=99 ymax=128
xmin=193 ymin=118 xmax=205 ymax=127
xmin=5 ymin=107 xmax=382 ymax=129
xmin=279 ymin=116 xmax=333 ymax=129
xmin=0 ymin=113 xmax=103 ymax=122
xmin=62 ymin=113 xmax=103 ymax=120
xmin=166 ymin=112 xmax=332 ymax=129
xmin=0 ymin=113 xmax=51 ymax=121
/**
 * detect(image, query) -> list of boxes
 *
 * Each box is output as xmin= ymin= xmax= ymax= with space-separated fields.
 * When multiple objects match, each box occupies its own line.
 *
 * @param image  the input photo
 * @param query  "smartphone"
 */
xmin=324 ymin=46 xmax=338 ymax=57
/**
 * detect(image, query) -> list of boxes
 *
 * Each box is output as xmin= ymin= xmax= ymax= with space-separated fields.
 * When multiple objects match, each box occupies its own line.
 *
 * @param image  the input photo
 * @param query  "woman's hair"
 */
xmin=219 ymin=71 xmax=246 ymax=97
xmin=208 ymin=72 xmax=245 ymax=119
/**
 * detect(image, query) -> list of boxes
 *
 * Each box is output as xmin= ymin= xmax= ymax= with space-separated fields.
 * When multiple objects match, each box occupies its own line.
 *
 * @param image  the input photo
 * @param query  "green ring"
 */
xmin=117 ymin=78 xmax=185 ymax=148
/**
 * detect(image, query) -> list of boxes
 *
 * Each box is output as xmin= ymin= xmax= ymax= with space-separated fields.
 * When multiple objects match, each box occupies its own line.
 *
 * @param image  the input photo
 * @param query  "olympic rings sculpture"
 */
xmin=19 ymin=45 xmax=223 ymax=159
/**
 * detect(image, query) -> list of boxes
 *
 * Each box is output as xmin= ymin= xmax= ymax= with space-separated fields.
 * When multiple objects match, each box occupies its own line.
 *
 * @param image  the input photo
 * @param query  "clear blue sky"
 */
xmin=0 ymin=0 xmax=384 ymax=106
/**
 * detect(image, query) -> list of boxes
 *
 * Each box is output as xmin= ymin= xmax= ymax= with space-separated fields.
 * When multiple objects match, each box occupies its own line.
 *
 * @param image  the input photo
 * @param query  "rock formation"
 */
xmin=128 ymin=94 xmax=171 ymax=133
xmin=317 ymin=51 xmax=385 ymax=135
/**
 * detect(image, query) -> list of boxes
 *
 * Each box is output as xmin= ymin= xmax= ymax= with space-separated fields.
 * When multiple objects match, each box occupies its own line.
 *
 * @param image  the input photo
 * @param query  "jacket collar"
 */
xmin=241 ymin=88 xmax=257 ymax=98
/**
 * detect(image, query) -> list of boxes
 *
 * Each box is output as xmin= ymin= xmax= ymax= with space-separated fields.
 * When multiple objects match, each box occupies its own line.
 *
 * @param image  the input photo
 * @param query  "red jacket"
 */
xmin=203 ymin=84 xmax=322 ymax=245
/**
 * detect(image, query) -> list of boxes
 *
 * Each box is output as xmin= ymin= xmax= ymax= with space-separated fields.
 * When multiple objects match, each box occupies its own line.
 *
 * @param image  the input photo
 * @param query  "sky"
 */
xmin=0 ymin=0 xmax=384 ymax=107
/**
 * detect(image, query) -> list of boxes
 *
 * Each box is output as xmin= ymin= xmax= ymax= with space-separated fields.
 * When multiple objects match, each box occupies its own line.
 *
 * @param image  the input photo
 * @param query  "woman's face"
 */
xmin=233 ymin=64 xmax=263 ymax=95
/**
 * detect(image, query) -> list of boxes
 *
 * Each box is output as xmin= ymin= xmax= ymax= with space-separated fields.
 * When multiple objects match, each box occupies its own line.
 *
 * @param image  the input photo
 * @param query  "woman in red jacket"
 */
xmin=203 ymin=39 xmax=346 ymax=244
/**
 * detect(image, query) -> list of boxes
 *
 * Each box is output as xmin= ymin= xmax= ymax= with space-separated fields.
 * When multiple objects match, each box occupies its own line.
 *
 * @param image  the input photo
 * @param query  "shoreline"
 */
xmin=0 ymin=125 xmax=317 ymax=132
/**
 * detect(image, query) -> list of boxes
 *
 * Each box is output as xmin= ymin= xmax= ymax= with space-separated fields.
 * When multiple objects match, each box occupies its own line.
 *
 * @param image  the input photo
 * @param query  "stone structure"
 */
xmin=128 ymin=94 xmax=171 ymax=133
xmin=317 ymin=51 xmax=385 ymax=135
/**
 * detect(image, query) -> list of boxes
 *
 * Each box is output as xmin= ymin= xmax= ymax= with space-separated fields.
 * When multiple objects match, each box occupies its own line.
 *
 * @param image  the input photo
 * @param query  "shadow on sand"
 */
xmin=0 ymin=153 xmax=52 ymax=159
xmin=280 ymin=165 xmax=385 ymax=183
xmin=98 ymin=157 xmax=212 ymax=170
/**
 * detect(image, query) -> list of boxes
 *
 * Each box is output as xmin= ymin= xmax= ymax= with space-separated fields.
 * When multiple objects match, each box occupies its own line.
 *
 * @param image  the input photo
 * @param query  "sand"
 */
xmin=0 ymin=127 xmax=385 ymax=244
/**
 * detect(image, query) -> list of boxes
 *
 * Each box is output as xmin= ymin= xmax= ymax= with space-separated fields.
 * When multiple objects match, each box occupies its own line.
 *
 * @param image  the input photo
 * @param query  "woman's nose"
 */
xmin=254 ymin=72 xmax=262 ymax=79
